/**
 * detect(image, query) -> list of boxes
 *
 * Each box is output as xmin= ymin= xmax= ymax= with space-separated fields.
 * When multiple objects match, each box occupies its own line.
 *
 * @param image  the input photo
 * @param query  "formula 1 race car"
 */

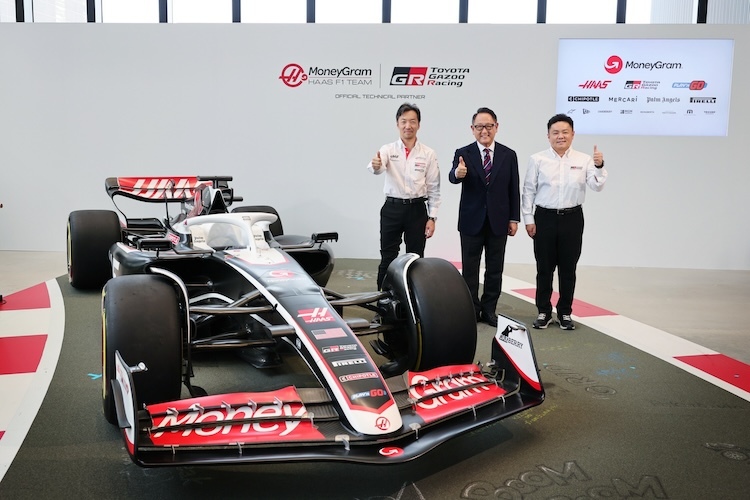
xmin=66 ymin=176 xmax=544 ymax=466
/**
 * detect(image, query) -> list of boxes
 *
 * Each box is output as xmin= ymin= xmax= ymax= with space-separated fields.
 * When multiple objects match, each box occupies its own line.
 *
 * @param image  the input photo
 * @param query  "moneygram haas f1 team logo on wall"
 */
xmin=279 ymin=63 xmax=308 ymax=87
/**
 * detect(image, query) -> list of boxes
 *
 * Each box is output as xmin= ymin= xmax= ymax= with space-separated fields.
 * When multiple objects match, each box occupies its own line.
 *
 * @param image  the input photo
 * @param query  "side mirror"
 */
xmin=312 ymin=232 xmax=338 ymax=243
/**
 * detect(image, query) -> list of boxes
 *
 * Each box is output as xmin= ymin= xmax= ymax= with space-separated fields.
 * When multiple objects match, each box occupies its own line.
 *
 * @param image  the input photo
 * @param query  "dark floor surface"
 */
xmin=1 ymin=259 xmax=748 ymax=499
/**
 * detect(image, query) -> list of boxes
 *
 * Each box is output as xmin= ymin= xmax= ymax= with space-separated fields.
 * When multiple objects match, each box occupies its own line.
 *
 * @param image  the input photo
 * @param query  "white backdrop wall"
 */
xmin=1 ymin=23 xmax=748 ymax=270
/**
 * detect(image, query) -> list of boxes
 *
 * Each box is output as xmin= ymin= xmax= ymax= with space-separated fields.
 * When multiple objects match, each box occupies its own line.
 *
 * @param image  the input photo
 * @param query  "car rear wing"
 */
xmin=105 ymin=176 xmax=241 ymax=205
xmin=106 ymin=176 xmax=204 ymax=203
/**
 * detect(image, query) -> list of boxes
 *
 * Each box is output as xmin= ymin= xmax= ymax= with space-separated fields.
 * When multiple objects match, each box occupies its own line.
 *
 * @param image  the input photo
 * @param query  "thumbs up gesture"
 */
xmin=593 ymin=145 xmax=604 ymax=167
xmin=456 ymin=156 xmax=468 ymax=179
xmin=372 ymin=151 xmax=382 ymax=170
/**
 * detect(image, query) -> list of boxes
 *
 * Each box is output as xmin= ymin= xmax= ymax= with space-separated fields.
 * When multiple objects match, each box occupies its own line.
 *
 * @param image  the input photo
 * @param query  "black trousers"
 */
xmin=377 ymin=199 xmax=427 ymax=289
xmin=533 ymin=206 xmax=584 ymax=316
xmin=460 ymin=217 xmax=508 ymax=317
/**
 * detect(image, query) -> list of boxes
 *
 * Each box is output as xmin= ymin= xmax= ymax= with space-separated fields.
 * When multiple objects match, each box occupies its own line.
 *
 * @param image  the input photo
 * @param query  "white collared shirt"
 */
xmin=367 ymin=139 xmax=441 ymax=218
xmin=521 ymin=146 xmax=607 ymax=225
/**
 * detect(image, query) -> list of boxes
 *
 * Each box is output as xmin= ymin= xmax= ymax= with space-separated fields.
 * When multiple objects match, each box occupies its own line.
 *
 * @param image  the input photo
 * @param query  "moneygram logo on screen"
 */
xmin=604 ymin=54 xmax=682 ymax=74
xmin=604 ymin=55 xmax=623 ymax=74
xmin=557 ymin=39 xmax=733 ymax=136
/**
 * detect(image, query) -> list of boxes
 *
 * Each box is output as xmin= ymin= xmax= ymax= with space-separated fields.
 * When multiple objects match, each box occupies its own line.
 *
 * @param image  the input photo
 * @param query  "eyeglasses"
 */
xmin=473 ymin=124 xmax=496 ymax=131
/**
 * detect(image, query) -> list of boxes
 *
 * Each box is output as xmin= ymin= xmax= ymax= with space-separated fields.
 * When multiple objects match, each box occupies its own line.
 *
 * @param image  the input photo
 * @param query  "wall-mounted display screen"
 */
xmin=556 ymin=38 xmax=734 ymax=136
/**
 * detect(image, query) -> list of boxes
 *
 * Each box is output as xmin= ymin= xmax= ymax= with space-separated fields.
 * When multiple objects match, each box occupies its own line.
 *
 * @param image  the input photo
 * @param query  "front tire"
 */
xmin=407 ymin=258 xmax=477 ymax=371
xmin=67 ymin=210 xmax=121 ymax=289
xmin=383 ymin=257 xmax=477 ymax=374
xmin=102 ymin=275 xmax=183 ymax=425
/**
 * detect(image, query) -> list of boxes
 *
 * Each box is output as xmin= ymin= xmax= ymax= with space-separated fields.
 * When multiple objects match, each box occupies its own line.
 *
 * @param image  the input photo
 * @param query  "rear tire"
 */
xmin=67 ymin=210 xmax=121 ymax=289
xmin=102 ymin=275 xmax=183 ymax=425
xmin=407 ymin=258 xmax=477 ymax=371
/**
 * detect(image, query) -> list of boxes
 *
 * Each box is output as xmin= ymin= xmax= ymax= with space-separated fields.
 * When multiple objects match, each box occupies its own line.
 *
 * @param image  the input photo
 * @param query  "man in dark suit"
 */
xmin=449 ymin=107 xmax=520 ymax=327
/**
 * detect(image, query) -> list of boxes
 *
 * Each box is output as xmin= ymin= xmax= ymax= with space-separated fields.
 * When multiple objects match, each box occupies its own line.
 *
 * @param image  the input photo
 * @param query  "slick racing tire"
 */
xmin=67 ymin=210 xmax=121 ymax=290
xmin=102 ymin=275 xmax=182 ymax=425
xmin=406 ymin=258 xmax=477 ymax=371
xmin=232 ymin=205 xmax=284 ymax=236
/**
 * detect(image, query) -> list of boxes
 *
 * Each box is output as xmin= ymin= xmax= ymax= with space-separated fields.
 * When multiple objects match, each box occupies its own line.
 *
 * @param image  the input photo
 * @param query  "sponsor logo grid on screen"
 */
xmin=556 ymin=39 xmax=733 ymax=136
xmin=278 ymin=63 xmax=471 ymax=100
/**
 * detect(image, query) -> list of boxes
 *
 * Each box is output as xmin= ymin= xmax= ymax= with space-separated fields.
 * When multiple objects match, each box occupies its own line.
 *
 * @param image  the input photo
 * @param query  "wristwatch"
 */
xmin=596 ymin=161 xmax=605 ymax=169
xmin=428 ymin=217 xmax=437 ymax=222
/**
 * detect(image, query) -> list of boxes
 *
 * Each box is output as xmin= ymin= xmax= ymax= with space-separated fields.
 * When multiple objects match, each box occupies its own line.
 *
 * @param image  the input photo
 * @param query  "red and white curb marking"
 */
xmin=505 ymin=276 xmax=750 ymax=402
xmin=0 ymin=281 xmax=65 ymax=482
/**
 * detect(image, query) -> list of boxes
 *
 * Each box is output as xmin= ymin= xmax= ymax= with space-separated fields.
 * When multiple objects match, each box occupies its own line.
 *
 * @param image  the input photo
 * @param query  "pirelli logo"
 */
xmin=689 ymin=97 xmax=717 ymax=104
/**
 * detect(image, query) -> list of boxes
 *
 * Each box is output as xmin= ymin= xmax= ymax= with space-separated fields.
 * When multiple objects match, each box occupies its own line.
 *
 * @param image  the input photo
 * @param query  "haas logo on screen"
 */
xmin=605 ymin=55 xmax=623 ymax=74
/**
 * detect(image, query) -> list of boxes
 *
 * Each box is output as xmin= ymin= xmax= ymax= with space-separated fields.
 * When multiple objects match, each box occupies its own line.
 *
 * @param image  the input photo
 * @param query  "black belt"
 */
xmin=536 ymin=205 xmax=581 ymax=215
xmin=386 ymin=196 xmax=426 ymax=204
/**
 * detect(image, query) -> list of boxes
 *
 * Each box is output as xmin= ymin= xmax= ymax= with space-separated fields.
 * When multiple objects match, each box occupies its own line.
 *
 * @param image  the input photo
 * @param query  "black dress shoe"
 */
xmin=480 ymin=312 xmax=498 ymax=327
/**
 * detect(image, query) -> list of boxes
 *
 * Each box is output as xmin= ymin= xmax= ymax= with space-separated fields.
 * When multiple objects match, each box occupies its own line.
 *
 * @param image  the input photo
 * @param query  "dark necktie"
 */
xmin=483 ymin=148 xmax=492 ymax=184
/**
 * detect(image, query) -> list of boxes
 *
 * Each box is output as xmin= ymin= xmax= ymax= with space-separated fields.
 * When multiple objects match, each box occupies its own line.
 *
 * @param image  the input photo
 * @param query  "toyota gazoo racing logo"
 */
xmin=279 ymin=63 xmax=308 ymax=87
xmin=390 ymin=66 xmax=469 ymax=88
xmin=321 ymin=344 xmax=358 ymax=354
xmin=624 ymin=80 xmax=659 ymax=90
xmin=390 ymin=66 xmax=427 ymax=86
xmin=605 ymin=54 xmax=682 ymax=74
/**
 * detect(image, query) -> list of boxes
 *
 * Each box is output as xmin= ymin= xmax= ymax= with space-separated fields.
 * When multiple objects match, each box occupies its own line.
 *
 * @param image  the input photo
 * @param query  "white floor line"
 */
xmin=502 ymin=276 xmax=750 ymax=403
xmin=0 ymin=280 xmax=65 ymax=483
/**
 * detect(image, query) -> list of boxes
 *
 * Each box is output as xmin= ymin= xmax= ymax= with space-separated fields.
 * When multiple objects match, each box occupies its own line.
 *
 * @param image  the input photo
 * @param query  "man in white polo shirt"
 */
xmin=368 ymin=103 xmax=441 ymax=290
xmin=522 ymin=113 xmax=607 ymax=331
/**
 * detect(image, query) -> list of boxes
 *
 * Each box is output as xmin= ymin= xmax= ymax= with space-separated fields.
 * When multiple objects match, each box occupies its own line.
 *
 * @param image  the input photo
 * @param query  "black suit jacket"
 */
xmin=448 ymin=141 xmax=520 ymax=236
